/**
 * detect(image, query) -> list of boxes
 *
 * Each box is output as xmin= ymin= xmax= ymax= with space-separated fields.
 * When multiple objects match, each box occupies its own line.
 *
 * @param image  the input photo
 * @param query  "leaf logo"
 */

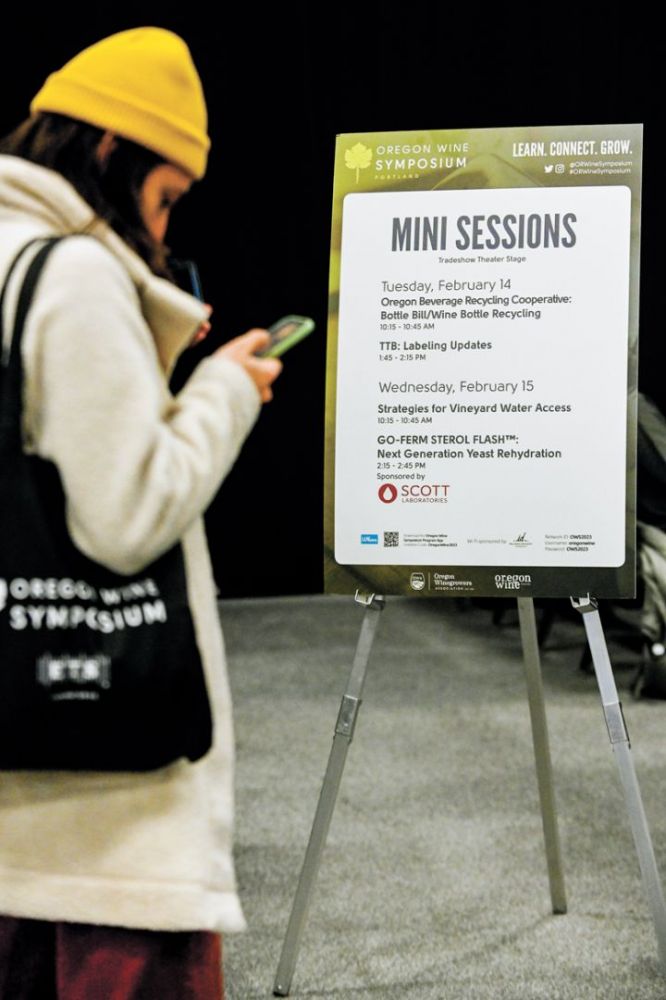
xmin=345 ymin=143 xmax=373 ymax=183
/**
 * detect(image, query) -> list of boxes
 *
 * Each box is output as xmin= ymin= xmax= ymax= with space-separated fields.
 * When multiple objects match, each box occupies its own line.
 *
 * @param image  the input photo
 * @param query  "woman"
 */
xmin=0 ymin=26 xmax=281 ymax=999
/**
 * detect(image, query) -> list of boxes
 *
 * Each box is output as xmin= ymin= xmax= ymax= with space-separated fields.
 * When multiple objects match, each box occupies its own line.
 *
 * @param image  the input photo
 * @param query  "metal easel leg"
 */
xmin=572 ymin=595 xmax=666 ymax=968
xmin=517 ymin=598 xmax=568 ymax=914
xmin=273 ymin=592 xmax=385 ymax=997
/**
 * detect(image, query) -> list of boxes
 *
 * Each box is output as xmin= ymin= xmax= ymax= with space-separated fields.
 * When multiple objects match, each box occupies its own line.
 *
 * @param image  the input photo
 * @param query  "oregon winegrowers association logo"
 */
xmin=378 ymin=483 xmax=398 ymax=503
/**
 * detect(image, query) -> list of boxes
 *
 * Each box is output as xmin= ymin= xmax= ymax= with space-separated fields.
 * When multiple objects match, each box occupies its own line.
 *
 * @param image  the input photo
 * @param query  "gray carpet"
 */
xmin=219 ymin=596 xmax=666 ymax=999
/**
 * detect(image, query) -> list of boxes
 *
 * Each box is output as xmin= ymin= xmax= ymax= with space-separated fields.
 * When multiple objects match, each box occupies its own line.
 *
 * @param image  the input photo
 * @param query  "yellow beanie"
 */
xmin=29 ymin=27 xmax=210 ymax=180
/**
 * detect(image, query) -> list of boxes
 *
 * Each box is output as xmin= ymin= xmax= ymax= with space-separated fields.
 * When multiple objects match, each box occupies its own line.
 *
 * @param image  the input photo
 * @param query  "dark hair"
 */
xmin=0 ymin=112 xmax=175 ymax=279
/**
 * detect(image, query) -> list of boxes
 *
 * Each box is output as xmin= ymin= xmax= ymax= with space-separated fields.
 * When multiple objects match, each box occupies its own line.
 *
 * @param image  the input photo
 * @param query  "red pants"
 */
xmin=0 ymin=916 xmax=224 ymax=999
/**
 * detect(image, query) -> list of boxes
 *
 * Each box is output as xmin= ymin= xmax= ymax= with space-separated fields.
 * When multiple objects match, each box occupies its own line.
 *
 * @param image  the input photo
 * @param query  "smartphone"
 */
xmin=168 ymin=258 xmax=204 ymax=301
xmin=258 ymin=315 xmax=315 ymax=358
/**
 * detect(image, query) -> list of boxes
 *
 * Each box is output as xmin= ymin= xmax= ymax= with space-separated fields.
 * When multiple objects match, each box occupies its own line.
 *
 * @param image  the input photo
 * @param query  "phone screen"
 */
xmin=260 ymin=315 xmax=315 ymax=357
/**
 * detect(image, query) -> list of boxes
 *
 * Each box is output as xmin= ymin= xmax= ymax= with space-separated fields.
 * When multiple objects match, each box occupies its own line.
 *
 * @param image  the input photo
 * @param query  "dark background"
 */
xmin=1 ymin=7 xmax=662 ymax=596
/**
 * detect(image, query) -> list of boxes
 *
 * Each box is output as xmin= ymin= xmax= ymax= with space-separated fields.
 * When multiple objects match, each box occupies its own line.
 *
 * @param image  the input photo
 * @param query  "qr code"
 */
xmin=384 ymin=531 xmax=399 ymax=547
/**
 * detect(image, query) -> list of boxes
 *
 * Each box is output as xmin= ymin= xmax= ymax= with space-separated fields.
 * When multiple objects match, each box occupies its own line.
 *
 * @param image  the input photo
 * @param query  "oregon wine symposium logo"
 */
xmin=344 ymin=143 xmax=373 ymax=184
xmin=343 ymin=140 xmax=469 ymax=183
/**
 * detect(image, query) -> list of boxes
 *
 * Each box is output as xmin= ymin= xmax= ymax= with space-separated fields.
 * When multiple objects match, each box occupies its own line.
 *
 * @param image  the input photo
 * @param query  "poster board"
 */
xmin=324 ymin=124 xmax=642 ymax=597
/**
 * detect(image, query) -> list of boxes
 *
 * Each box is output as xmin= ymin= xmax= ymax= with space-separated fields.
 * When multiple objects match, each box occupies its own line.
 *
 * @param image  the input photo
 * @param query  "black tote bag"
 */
xmin=0 ymin=236 xmax=213 ymax=770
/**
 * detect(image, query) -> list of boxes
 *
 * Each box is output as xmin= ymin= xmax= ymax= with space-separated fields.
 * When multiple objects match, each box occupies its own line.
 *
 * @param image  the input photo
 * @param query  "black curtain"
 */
xmin=1 ymin=6 xmax=662 ymax=595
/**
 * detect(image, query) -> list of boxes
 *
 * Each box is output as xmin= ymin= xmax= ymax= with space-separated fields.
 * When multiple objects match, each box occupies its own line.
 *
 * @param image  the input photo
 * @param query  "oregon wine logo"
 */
xmin=495 ymin=574 xmax=532 ymax=591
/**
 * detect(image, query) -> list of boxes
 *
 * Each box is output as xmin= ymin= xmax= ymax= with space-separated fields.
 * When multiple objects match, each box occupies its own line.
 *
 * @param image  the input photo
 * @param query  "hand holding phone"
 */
xmin=256 ymin=315 xmax=315 ymax=357
xmin=216 ymin=330 xmax=282 ymax=403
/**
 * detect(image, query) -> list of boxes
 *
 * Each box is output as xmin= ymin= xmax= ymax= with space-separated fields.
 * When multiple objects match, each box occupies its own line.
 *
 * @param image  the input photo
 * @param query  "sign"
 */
xmin=324 ymin=124 xmax=642 ymax=597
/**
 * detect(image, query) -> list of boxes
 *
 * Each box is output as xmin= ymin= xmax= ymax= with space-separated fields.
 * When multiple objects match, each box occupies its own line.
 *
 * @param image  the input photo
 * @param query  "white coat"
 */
xmin=0 ymin=153 xmax=261 ymax=932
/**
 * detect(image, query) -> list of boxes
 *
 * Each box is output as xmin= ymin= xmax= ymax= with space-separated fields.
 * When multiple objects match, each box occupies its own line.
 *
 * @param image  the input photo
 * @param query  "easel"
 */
xmin=273 ymin=593 xmax=666 ymax=996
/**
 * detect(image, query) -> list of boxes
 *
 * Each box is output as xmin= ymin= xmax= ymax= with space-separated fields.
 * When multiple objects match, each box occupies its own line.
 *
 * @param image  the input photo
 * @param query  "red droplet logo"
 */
xmin=378 ymin=483 xmax=398 ymax=503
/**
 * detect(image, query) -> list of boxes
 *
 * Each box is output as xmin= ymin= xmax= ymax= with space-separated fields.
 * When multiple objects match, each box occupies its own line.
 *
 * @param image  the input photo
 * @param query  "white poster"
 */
xmin=325 ymin=123 xmax=642 ymax=598
xmin=335 ymin=186 xmax=630 ymax=569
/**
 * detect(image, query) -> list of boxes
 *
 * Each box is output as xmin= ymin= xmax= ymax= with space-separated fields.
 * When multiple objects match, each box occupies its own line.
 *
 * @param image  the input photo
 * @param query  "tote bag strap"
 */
xmin=0 ymin=236 xmax=67 ymax=443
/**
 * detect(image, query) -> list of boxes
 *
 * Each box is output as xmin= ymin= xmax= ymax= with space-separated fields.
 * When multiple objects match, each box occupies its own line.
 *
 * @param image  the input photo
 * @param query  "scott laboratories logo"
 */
xmin=378 ymin=483 xmax=398 ymax=504
xmin=378 ymin=483 xmax=450 ymax=504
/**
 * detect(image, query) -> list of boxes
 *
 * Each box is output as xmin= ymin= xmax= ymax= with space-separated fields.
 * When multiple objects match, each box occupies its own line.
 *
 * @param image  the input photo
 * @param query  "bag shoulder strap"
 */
xmin=0 ymin=235 xmax=92 ymax=440
xmin=0 ymin=237 xmax=59 ymax=364
xmin=0 ymin=237 xmax=64 ymax=439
